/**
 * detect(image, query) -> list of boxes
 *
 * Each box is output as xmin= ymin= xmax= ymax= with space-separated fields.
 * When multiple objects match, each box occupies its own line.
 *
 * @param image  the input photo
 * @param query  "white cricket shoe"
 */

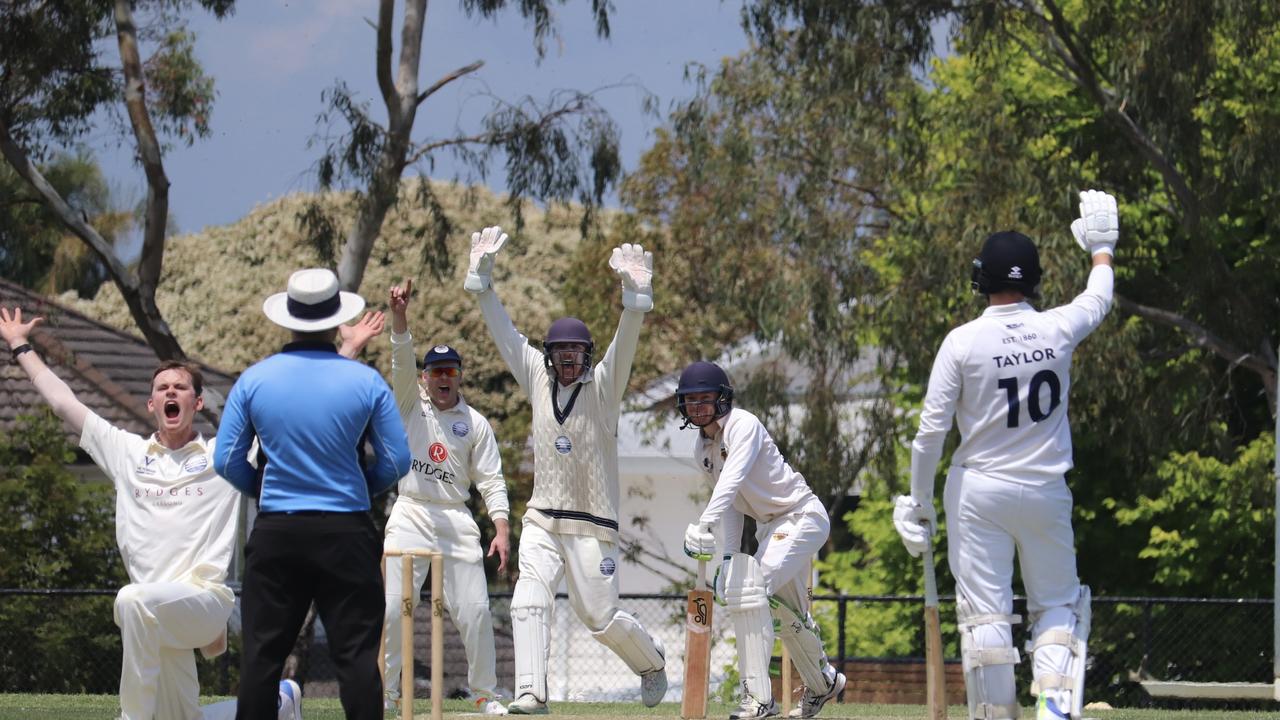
xmin=640 ymin=634 xmax=668 ymax=707
xmin=475 ymin=697 xmax=509 ymax=715
xmin=1036 ymin=692 xmax=1070 ymax=720
xmin=787 ymin=672 xmax=846 ymax=718
xmin=278 ymin=679 xmax=303 ymax=720
xmin=506 ymin=694 xmax=549 ymax=715
xmin=729 ymin=695 xmax=778 ymax=720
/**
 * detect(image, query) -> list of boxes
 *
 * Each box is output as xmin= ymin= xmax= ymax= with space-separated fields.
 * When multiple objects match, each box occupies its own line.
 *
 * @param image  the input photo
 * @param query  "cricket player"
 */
xmin=0 ymin=306 xmax=302 ymax=720
xmin=893 ymin=191 xmax=1119 ymax=720
xmin=678 ymin=361 xmax=846 ymax=720
xmin=341 ymin=278 xmax=512 ymax=714
xmin=464 ymin=226 xmax=668 ymax=714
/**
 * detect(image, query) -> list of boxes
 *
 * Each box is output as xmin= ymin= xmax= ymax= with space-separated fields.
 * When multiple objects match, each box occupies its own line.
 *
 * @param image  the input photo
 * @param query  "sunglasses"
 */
xmin=425 ymin=366 xmax=461 ymax=378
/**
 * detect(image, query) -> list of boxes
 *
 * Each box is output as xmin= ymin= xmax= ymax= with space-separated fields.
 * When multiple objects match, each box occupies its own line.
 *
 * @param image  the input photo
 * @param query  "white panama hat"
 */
xmin=262 ymin=268 xmax=365 ymax=332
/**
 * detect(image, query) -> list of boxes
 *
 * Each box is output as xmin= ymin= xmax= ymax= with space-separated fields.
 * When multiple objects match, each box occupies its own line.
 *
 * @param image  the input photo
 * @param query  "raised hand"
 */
xmin=464 ymin=226 xmax=509 ymax=293
xmin=337 ymin=311 xmax=386 ymax=359
xmin=608 ymin=242 xmax=654 ymax=312
xmin=0 ymin=306 xmax=44 ymax=348
xmin=388 ymin=278 xmax=413 ymax=334
xmin=1070 ymin=189 xmax=1119 ymax=256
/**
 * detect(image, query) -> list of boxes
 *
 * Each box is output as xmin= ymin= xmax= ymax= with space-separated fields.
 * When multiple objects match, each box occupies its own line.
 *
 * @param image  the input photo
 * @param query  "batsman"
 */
xmin=894 ymin=190 xmax=1119 ymax=720
xmin=677 ymin=361 xmax=846 ymax=720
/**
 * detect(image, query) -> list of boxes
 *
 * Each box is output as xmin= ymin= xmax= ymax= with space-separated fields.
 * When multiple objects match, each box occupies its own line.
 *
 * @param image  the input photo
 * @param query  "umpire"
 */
xmin=214 ymin=268 xmax=412 ymax=720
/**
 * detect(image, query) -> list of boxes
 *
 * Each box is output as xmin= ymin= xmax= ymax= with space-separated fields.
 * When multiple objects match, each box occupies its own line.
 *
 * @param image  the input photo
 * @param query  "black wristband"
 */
xmin=11 ymin=343 xmax=33 ymax=361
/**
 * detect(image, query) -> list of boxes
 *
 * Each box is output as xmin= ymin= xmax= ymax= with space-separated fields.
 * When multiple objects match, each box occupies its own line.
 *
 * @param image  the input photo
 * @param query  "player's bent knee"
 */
xmin=722 ymin=553 xmax=770 ymax=612
xmin=591 ymin=610 xmax=663 ymax=674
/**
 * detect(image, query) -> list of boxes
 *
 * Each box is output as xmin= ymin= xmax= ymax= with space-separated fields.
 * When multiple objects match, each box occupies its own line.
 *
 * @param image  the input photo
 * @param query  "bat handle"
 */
xmin=922 ymin=533 xmax=939 ymax=606
xmin=698 ymin=558 xmax=708 ymax=591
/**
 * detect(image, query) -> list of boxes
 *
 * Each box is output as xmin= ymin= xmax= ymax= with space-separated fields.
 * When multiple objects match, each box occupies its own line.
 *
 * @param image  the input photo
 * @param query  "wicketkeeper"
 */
xmin=465 ymin=226 xmax=668 ymax=714
xmin=677 ymin=361 xmax=846 ymax=720
xmin=893 ymin=191 xmax=1119 ymax=720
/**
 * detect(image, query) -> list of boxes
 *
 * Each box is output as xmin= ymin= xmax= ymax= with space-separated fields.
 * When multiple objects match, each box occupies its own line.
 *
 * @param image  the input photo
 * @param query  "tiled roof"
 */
xmin=0 ymin=278 xmax=235 ymax=441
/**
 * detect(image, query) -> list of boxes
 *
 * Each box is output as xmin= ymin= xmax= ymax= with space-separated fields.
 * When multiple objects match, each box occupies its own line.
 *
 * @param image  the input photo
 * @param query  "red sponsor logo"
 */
xmin=428 ymin=442 xmax=448 ymax=463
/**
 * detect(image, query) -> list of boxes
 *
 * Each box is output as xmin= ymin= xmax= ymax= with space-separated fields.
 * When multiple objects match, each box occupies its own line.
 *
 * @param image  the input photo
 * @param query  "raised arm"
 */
xmin=465 ymin=226 xmax=541 ymax=389
xmin=594 ymin=243 xmax=654 ymax=417
xmin=0 ymin=307 xmax=90 ymax=433
xmin=337 ymin=311 xmax=386 ymax=359
xmin=386 ymin=278 xmax=422 ymax=413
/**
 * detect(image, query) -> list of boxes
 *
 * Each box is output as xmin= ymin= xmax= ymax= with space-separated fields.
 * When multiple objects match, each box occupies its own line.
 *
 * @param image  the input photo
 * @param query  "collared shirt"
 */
xmin=213 ymin=340 xmax=411 ymax=513
xmin=80 ymin=412 xmax=238 ymax=593
xmin=477 ymin=289 xmax=643 ymax=541
xmin=695 ymin=408 xmax=816 ymax=531
xmin=388 ymin=331 xmax=509 ymax=518
xmin=910 ymin=264 xmax=1114 ymax=498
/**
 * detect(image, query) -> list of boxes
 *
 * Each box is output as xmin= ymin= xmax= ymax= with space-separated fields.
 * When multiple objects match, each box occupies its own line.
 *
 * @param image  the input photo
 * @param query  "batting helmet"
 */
xmin=675 ymin=361 xmax=734 ymax=429
xmin=970 ymin=231 xmax=1042 ymax=298
xmin=543 ymin=317 xmax=594 ymax=373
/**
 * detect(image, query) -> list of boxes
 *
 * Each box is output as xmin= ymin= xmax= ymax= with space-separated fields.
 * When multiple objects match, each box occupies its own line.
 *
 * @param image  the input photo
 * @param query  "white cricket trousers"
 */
xmin=382 ymin=497 xmax=499 ymax=699
xmin=754 ymin=495 xmax=830 ymax=604
xmin=114 ymin=580 xmax=234 ymax=720
xmin=944 ymin=467 xmax=1081 ymax=690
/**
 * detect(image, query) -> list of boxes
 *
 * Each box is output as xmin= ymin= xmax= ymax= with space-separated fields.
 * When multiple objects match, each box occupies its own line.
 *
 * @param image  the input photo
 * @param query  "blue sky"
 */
xmin=94 ymin=0 xmax=750 ymax=236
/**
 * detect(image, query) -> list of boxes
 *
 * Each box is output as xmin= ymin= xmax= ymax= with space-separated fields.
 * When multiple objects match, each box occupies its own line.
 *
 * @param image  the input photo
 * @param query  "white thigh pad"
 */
xmin=1027 ymin=585 xmax=1090 ymax=719
xmin=771 ymin=596 xmax=835 ymax=693
xmin=511 ymin=579 xmax=553 ymax=701
xmin=723 ymin=553 xmax=774 ymax=703
xmin=591 ymin=609 xmax=664 ymax=674
xmin=957 ymin=593 xmax=1021 ymax=720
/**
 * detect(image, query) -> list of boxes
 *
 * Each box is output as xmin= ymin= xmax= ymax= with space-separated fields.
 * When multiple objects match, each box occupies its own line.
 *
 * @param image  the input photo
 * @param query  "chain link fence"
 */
xmin=1 ymin=589 xmax=1274 ymax=712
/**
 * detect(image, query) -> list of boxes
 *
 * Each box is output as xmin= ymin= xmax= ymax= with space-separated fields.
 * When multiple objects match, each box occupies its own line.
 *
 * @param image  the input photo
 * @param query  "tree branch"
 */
xmin=416 ymin=60 xmax=485 ymax=106
xmin=376 ymin=0 xmax=397 ymax=121
xmin=1115 ymin=293 xmax=1276 ymax=411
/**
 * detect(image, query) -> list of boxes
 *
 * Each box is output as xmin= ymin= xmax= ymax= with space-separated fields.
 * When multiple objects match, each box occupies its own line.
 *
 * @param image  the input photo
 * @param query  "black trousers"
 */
xmin=235 ymin=512 xmax=385 ymax=720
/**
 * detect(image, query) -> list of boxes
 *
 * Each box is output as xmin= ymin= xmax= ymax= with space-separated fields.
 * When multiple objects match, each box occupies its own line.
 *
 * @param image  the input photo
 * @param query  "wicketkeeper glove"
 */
xmin=683 ymin=522 xmax=716 ymax=562
xmin=1070 ymin=189 xmax=1119 ymax=257
xmin=609 ymin=243 xmax=654 ymax=312
xmin=464 ymin=226 xmax=509 ymax=293
xmin=892 ymin=494 xmax=937 ymax=558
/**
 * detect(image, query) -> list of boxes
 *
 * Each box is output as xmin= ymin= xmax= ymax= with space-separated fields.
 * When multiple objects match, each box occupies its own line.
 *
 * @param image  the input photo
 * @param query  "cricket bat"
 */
xmin=681 ymin=558 xmax=714 ymax=719
xmin=923 ymin=541 xmax=946 ymax=720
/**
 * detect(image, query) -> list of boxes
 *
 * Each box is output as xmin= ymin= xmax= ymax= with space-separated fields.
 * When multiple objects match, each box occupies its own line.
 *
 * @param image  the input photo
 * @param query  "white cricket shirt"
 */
xmin=478 ymin=290 xmax=643 ymax=542
xmin=695 ymin=408 xmax=816 ymax=530
xmin=911 ymin=265 xmax=1114 ymax=497
xmin=80 ymin=411 xmax=239 ymax=594
xmin=388 ymin=331 xmax=510 ymax=519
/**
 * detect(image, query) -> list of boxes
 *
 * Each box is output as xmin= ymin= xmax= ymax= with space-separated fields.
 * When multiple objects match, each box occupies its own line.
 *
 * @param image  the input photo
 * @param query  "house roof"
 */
xmin=0 ymin=278 xmax=235 ymax=441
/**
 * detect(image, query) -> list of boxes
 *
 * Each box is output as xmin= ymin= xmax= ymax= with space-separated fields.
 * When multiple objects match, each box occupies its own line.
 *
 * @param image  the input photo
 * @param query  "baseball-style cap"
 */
xmin=423 ymin=344 xmax=463 ymax=367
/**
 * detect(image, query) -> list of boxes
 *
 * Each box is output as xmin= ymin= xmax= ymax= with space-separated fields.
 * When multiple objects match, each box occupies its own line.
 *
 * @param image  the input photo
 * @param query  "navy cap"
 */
xmin=423 ymin=344 xmax=463 ymax=367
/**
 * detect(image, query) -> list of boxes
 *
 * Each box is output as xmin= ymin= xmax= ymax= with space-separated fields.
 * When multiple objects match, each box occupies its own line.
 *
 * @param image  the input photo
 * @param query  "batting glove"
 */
xmin=608 ymin=243 xmax=654 ymax=312
xmin=1070 ymin=189 xmax=1119 ymax=257
xmin=464 ymin=226 xmax=508 ymax=293
xmin=892 ymin=494 xmax=937 ymax=558
xmin=683 ymin=522 xmax=716 ymax=562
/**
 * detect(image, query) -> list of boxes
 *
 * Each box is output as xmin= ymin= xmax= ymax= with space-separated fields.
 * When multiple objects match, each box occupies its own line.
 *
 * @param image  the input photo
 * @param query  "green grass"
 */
xmin=0 ymin=695 xmax=1275 ymax=719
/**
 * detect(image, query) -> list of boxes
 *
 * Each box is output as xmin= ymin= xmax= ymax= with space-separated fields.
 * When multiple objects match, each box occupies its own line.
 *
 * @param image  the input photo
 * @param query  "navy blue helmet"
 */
xmin=675 ymin=361 xmax=734 ymax=428
xmin=543 ymin=317 xmax=594 ymax=374
xmin=970 ymin=231 xmax=1042 ymax=299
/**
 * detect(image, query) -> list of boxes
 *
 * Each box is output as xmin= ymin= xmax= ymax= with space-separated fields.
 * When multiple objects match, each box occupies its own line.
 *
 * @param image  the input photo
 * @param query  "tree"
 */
xmin=602 ymin=0 xmax=1280 ymax=599
xmin=0 ymin=0 xmax=233 ymax=360
xmin=0 ymin=411 xmax=124 ymax=691
xmin=299 ymin=0 xmax=626 ymax=293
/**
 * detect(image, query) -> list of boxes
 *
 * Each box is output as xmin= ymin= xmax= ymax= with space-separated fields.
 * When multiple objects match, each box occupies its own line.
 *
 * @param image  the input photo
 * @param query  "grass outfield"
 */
xmin=0 ymin=695 xmax=1277 ymax=720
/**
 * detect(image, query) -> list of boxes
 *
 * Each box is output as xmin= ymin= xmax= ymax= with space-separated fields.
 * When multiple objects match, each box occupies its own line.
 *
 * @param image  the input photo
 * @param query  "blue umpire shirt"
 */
xmin=214 ymin=341 xmax=411 ymax=512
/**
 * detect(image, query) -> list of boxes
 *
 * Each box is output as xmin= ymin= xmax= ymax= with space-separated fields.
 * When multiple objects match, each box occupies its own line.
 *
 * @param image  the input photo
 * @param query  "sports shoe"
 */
xmin=476 ymin=697 xmax=509 ymax=715
xmin=640 ymin=635 xmax=668 ymax=707
xmin=729 ymin=695 xmax=778 ymax=720
xmin=278 ymin=679 xmax=303 ymax=720
xmin=1036 ymin=691 xmax=1070 ymax=720
xmin=506 ymin=694 xmax=549 ymax=715
xmin=787 ymin=672 xmax=846 ymax=718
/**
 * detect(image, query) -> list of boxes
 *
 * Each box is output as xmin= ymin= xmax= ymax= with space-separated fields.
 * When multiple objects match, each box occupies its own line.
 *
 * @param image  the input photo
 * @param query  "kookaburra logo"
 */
xmin=693 ymin=597 xmax=709 ymax=625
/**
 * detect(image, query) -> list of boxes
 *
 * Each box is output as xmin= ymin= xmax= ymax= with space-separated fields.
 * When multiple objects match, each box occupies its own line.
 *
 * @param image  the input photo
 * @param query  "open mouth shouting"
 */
xmin=164 ymin=400 xmax=181 ymax=420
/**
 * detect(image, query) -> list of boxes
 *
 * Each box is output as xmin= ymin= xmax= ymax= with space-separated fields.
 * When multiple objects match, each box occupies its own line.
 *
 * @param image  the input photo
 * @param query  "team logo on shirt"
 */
xmin=599 ymin=557 xmax=616 ymax=576
xmin=702 ymin=457 xmax=713 ymax=472
xmin=720 ymin=444 xmax=728 ymax=461
xmin=452 ymin=422 xmax=470 ymax=438
xmin=428 ymin=443 xmax=449 ymax=463
xmin=183 ymin=455 xmax=209 ymax=473
xmin=555 ymin=435 xmax=572 ymax=454
xmin=135 ymin=456 xmax=158 ymax=476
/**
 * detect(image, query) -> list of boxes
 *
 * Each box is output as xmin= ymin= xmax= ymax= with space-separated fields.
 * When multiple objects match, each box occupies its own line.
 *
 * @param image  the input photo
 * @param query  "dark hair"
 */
xmin=152 ymin=361 xmax=204 ymax=397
